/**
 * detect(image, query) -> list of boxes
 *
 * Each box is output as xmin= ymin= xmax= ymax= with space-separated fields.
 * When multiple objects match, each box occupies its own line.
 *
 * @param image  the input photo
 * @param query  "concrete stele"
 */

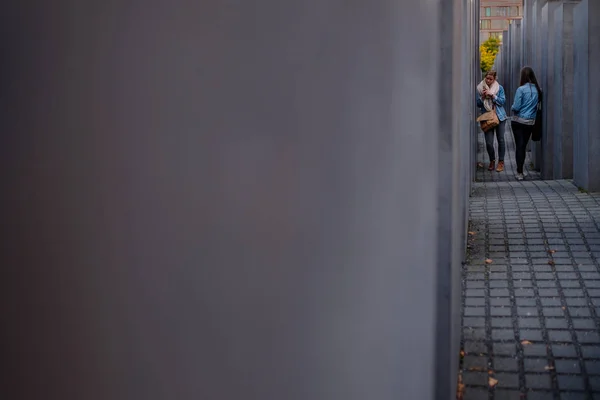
xmin=573 ymin=0 xmax=600 ymax=190
xmin=552 ymin=2 xmax=578 ymax=179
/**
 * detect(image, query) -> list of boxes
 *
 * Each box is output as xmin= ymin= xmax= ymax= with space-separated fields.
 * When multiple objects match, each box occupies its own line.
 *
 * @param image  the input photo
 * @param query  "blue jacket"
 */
xmin=511 ymin=83 xmax=539 ymax=120
xmin=477 ymin=85 xmax=507 ymax=122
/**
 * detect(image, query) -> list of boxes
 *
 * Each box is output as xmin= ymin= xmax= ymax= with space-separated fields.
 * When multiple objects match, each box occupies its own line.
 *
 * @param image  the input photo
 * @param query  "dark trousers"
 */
xmin=484 ymin=120 xmax=506 ymax=162
xmin=511 ymin=121 xmax=533 ymax=174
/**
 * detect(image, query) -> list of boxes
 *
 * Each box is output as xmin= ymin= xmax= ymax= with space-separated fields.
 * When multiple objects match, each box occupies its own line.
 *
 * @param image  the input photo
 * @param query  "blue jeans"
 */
xmin=484 ymin=120 xmax=506 ymax=162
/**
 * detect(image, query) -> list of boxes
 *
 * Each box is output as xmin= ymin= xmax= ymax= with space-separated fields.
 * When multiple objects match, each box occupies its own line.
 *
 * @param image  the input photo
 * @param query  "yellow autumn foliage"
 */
xmin=480 ymin=37 xmax=500 ymax=73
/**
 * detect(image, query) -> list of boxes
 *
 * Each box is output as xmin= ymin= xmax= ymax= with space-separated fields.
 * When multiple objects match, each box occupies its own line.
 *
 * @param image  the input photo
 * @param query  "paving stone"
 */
xmin=576 ymin=331 xmax=600 ymax=344
xmin=491 ymin=298 xmax=511 ymax=306
xmin=464 ymin=341 xmax=487 ymax=355
xmin=554 ymin=359 xmax=581 ymax=374
xmin=491 ymin=318 xmax=514 ymax=328
xmin=513 ymin=265 xmax=532 ymax=272
xmin=463 ymin=355 xmax=488 ymax=370
xmin=491 ymin=307 xmax=513 ymax=317
xmin=590 ymin=376 xmax=600 ymax=391
xmin=539 ymin=289 xmax=560 ymax=297
xmin=516 ymin=298 xmax=537 ymax=307
xmin=587 ymin=361 xmax=600 ymax=375
xmin=525 ymin=374 xmax=552 ymax=389
xmin=560 ymin=392 xmax=588 ymax=400
xmin=519 ymin=330 xmax=544 ymax=342
xmin=494 ymin=390 xmax=523 ymax=400
xmin=462 ymin=371 xmax=488 ymax=386
xmin=545 ymin=318 xmax=569 ymax=330
xmin=494 ymin=357 xmax=519 ymax=372
xmin=524 ymin=357 xmax=551 ymax=372
xmin=464 ymin=307 xmax=486 ymax=317
xmin=465 ymin=298 xmax=486 ymax=306
xmin=462 ymin=387 xmax=488 ymax=400
xmin=519 ymin=318 xmax=541 ymax=329
xmin=494 ymin=372 xmax=520 ymax=388
xmin=565 ymin=298 xmax=589 ymax=307
xmin=463 ymin=328 xmax=487 ymax=341
xmin=494 ymin=343 xmax=517 ymax=357
xmin=581 ymin=346 xmax=600 ymax=359
xmin=552 ymin=344 xmax=578 ymax=358
xmin=557 ymin=374 xmax=586 ymax=391
xmin=540 ymin=298 xmax=562 ymax=306
xmin=517 ymin=307 xmax=538 ymax=317
xmin=527 ymin=392 xmax=554 ymax=400
xmin=543 ymin=307 xmax=566 ymax=317
xmin=523 ymin=344 xmax=548 ymax=357
xmin=463 ymin=317 xmax=486 ymax=327
xmin=564 ymin=289 xmax=587 ymax=297
xmin=569 ymin=307 xmax=592 ymax=317
xmin=548 ymin=330 xmax=574 ymax=343
xmin=492 ymin=329 xmax=516 ymax=341
xmin=513 ymin=280 xmax=534 ymax=288
xmin=491 ymin=289 xmax=510 ymax=297
xmin=514 ymin=288 xmax=535 ymax=297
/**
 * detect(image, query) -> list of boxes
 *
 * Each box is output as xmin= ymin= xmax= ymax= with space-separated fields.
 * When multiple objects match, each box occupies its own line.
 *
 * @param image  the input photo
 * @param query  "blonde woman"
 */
xmin=477 ymin=71 xmax=508 ymax=172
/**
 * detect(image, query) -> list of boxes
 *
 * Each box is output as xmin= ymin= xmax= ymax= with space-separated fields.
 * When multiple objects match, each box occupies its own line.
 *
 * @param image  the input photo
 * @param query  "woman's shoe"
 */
xmin=488 ymin=161 xmax=496 ymax=171
xmin=496 ymin=161 xmax=505 ymax=172
xmin=516 ymin=173 xmax=524 ymax=181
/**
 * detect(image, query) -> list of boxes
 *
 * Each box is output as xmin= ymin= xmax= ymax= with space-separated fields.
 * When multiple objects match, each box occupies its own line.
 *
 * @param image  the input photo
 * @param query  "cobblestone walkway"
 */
xmin=460 ymin=132 xmax=600 ymax=399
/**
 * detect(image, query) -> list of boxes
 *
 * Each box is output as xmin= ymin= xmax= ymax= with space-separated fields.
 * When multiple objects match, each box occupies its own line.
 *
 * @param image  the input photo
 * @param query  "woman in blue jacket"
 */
xmin=511 ymin=66 xmax=541 ymax=181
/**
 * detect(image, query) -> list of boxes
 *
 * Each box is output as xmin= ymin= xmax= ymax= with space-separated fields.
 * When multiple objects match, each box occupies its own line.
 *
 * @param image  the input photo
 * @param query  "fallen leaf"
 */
xmin=489 ymin=377 xmax=498 ymax=388
xmin=488 ymin=369 xmax=494 ymax=375
xmin=521 ymin=340 xmax=533 ymax=345
xmin=562 ymin=306 xmax=566 ymax=310
xmin=548 ymin=260 xmax=555 ymax=265
xmin=544 ymin=365 xmax=555 ymax=370
xmin=485 ymin=259 xmax=493 ymax=264
xmin=460 ymin=350 xmax=465 ymax=357
xmin=456 ymin=373 xmax=465 ymax=400
xmin=468 ymin=231 xmax=476 ymax=236
xmin=548 ymin=249 xmax=556 ymax=254
xmin=477 ymin=162 xmax=484 ymax=168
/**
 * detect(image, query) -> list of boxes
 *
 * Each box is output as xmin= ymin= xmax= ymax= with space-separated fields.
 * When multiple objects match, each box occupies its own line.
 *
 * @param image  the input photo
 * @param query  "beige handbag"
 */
xmin=476 ymin=108 xmax=499 ymax=132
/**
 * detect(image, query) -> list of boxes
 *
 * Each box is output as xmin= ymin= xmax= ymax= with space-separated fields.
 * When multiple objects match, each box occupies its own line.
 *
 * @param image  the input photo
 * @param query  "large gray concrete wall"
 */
xmin=523 ymin=0 xmax=534 ymax=65
xmin=530 ymin=0 xmax=547 ymax=170
xmin=506 ymin=21 xmax=523 ymax=115
xmin=540 ymin=1 xmax=563 ymax=179
xmin=0 ymin=1 xmax=479 ymax=400
xmin=573 ymin=0 xmax=600 ymax=191
xmin=513 ymin=0 xmax=585 ymax=181
xmin=552 ymin=3 xmax=577 ymax=179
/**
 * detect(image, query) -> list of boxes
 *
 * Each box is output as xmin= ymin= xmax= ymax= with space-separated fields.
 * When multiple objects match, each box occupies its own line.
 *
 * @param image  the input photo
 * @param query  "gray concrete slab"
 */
xmin=573 ymin=0 xmax=600 ymax=191
xmin=552 ymin=2 xmax=577 ymax=179
xmin=540 ymin=1 xmax=563 ymax=179
xmin=0 ymin=1 xmax=482 ymax=400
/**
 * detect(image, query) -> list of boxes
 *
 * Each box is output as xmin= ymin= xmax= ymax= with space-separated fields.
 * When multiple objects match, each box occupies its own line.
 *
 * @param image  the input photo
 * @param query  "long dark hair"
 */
xmin=520 ymin=66 xmax=542 ymax=101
